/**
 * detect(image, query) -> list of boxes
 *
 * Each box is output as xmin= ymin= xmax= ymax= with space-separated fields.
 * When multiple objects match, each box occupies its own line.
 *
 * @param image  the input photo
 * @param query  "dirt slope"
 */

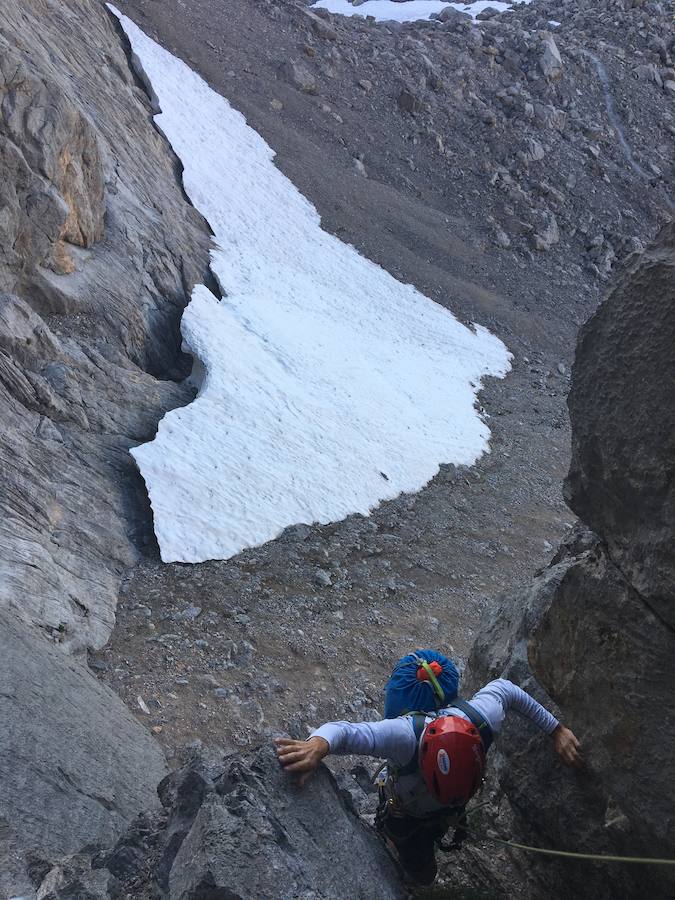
xmin=98 ymin=0 xmax=672 ymax=765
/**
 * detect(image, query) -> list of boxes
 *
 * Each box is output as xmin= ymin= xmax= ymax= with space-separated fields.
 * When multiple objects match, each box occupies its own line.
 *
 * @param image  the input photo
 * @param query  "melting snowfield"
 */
xmin=113 ymin=9 xmax=511 ymax=565
xmin=312 ymin=0 xmax=531 ymax=24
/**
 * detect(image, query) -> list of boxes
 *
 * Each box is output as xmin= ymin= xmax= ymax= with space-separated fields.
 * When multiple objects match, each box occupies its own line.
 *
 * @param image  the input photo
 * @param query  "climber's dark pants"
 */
xmin=376 ymin=805 xmax=452 ymax=885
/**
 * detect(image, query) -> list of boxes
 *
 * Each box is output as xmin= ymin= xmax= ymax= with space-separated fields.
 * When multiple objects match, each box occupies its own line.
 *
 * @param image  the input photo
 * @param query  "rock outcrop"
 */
xmin=467 ymin=222 xmax=675 ymax=899
xmin=566 ymin=223 xmax=675 ymax=629
xmin=0 ymin=609 xmax=167 ymax=899
xmin=0 ymin=1 xmax=215 ymax=894
xmin=23 ymin=747 xmax=405 ymax=900
xmin=0 ymin=0 xmax=212 ymax=652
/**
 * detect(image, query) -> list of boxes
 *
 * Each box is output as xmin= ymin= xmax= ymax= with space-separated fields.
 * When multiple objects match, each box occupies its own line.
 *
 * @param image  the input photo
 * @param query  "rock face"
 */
xmin=0 ymin=0 xmax=211 ymax=651
xmin=25 ymin=747 xmax=405 ymax=900
xmin=467 ymin=225 xmax=675 ymax=899
xmin=0 ymin=609 xmax=167 ymax=899
xmin=164 ymin=748 xmax=404 ymax=900
xmin=566 ymin=221 xmax=675 ymax=629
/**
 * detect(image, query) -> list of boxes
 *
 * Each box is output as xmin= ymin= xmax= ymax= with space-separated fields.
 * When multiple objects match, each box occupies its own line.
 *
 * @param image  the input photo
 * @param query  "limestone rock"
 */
xmin=436 ymin=7 xmax=472 ymax=26
xmin=532 ymin=213 xmax=560 ymax=251
xmin=540 ymin=35 xmax=563 ymax=79
xmin=0 ymin=39 xmax=105 ymax=278
xmin=300 ymin=7 xmax=338 ymax=41
xmin=0 ymin=0 xmax=211 ymax=650
xmin=0 ymin=609 xmax=167 ymax=899
xmin=168 ymin=748 xmax=404 ymax=899
xmin=278 ymin=59 xmax=318 ymax=94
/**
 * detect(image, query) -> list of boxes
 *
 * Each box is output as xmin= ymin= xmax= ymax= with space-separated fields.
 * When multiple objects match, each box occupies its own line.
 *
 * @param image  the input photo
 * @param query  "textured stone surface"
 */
xmin=566 ymin=221 xmax=675 ymax=629
xmin=467 ymin=225 xmax=675 ymax=899
xmin=0 ymin=0 xmax=211 ymax=651
xmin=167 ymin=748 xmax=404 ymax=899
xmin=0 ymin=608 xmax=167 ymax=899
xmin=25 ymin=747 xmax=406 ymax=899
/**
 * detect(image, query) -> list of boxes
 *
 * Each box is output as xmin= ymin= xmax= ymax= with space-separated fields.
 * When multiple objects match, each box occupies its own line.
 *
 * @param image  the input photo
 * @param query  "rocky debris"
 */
xmin=300 ymin=6 xmax=339 ymax=41
xmin=532 ymin=212 xmax=560 ymax=250
xmin=278 ymin=58 xmax=318 ymax=93
xmin=433 ymin=7 xmax=472 ymax=25
xmin=0 ymin=0 xmax=211 ymax=651
xmin=467 ymin=224 xmax=675 ymax=899
xmin=397 ymin=82 xmax=426 ymax=113
xmin=0 ymin=608 xmax=167 ymax=899
xmin=267 ymin=0 xmax=673 ymax=283
xmin=27 ymin=747 xmax=406 ymax=900
xmin=539 ymin=34 xmax=563 ymax=79
xmin=566 ymin=221 xmax=675 ymax=628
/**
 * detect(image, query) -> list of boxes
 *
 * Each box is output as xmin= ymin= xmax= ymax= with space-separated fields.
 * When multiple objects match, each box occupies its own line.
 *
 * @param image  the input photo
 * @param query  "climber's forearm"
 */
xmin=310 ymin=717 xmax=416 ymax=766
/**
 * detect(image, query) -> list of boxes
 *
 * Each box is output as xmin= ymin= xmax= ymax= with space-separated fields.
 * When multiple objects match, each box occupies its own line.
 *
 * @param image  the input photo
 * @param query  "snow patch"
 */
xmin=112 ymin=8 xmax=512 ymax=564
xmin=312 ymin=0 xmax=531 ymax=24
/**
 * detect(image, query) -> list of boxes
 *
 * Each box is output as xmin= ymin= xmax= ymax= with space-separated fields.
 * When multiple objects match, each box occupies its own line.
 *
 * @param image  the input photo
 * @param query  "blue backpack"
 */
xmin=384 ymin=649 xmax=459 ymax=719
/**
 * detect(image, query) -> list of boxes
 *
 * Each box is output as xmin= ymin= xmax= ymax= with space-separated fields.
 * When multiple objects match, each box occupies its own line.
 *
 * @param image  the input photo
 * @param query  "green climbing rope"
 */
xmin=463 ymin=825 xmax=675 ymax=866
xmin=416 ymin=657 xmax=445 ymax=705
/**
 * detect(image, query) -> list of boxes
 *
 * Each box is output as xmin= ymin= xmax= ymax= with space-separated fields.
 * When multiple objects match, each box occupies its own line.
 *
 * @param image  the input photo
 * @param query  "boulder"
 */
xmin=437 ymin=7 xmax=472 ymax=26
xmin=167 ymin=748 xmax=404 ymax=899
xmin=532 ymin=213 xmax=560 ymax=251
xmin=27 ymin=747 xmax=406 ymax=899
xmin=299 ymin=7 xmax=338 ymax=40
xmin=278 ymin=59 xmax=318 ymax=94
xmin=466 ymin=224 xmax=675 ymax=899
xmin=540 ymin=35 xmax=563 ymax=79
xmin=566 ymin=221 xmax=675 ymax=628
xmin=0 ymin=609 xmax=167 ymax=899
xmin=397 ymin=83 xmax=426 ymax=114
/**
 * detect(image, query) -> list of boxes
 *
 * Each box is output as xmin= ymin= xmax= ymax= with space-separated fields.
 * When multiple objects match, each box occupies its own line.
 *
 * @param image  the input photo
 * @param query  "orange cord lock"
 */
xmin=416 ymin=660 xmax=443 ymax=681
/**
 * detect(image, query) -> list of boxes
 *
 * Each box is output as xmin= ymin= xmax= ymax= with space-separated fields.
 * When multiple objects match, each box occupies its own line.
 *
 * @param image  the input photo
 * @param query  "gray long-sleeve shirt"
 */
xmin=311 ymin=679 xmax=559 ymax=816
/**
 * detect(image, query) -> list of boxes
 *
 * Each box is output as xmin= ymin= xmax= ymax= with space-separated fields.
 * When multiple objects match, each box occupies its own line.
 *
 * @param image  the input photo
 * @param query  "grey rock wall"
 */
xmin=0 ymin=0 xmax=212 ymax=652
xmin=467 ymin=224 xmax=675 ymax=899
xmin=0 ymin=609 xmax=167 ymax=899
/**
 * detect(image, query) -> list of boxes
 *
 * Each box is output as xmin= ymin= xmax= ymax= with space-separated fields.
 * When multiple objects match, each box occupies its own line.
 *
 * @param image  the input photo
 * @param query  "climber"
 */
xmin=275 ymin=662 xmax=581 ymax=886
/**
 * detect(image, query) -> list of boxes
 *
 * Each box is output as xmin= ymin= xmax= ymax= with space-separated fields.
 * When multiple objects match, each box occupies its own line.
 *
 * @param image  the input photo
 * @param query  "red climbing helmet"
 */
xmin=419 ymin=715 xmax=486 ymax=807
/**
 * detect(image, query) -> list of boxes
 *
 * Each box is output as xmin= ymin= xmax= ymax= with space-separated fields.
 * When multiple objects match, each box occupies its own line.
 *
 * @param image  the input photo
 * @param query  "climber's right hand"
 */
xmin=552 ymin=724 xmax=583 ymax=768
xmin=274 ymin=736 xmax=330 ymax=786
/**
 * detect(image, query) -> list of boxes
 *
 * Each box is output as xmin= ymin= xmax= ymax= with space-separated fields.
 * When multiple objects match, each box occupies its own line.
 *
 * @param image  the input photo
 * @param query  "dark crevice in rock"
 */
xmin=186 ymin=882 xmax=243 ymax=900
xmin=602 ymin=540 xmax=675 ymax=636
xmin=0 ymin=0 xmax=213 ymax=652
xmin=102 ymin=3 xmax=222 ymax=395
xmin=201 ymin=262 xmax=223 ymax=302
xmin=105 ymin=4 xmax=224 ymax=291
